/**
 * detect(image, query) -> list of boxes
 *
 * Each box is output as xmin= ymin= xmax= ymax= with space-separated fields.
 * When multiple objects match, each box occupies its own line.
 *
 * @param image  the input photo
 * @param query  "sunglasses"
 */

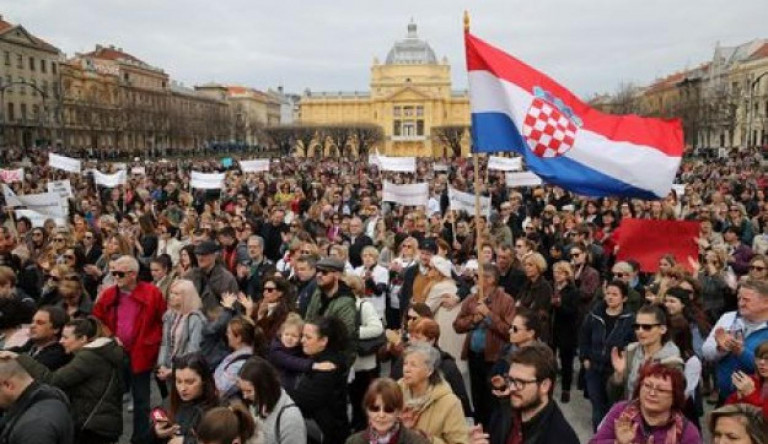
xmin=633 ymin=323 xmax=660 ymax=332
xmin=407 ymin=315 xmax=418 ymax=321
xmin=750 ymin=265 xmax=766 ymax=272
xmin=63 ymin=254 xmax=75 ymax=260
xmin=53 ymin=238 xmax=65 ymax=243
xmin=263 ymin=287 xmax=278 ymax=293
xmin=84 ymin=235 xmax=94 ymax=240
xmin=570 ymin=252 xmax=582 ymax=258
xmin=366 ymin=404 xmax=395 ymax=414
xmin=612 ymin=272 xmax=627 ymax=278
xmin=112 ymin=271 xmax=132 ymax=278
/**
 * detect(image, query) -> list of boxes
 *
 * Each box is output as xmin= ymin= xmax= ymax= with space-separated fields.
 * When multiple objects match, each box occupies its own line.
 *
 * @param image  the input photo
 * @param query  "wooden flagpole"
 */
xmin=466 ymin=11 xmax=485 ymax=302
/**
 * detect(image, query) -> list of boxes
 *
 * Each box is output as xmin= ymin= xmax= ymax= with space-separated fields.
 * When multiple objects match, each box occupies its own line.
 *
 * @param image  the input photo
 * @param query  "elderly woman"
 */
xmin=423 ymin=255 xmax=465 ymax=371
xmin=387 ymin=236 xmax=419 ymax=328
xmin=697 ymin=248 xmax=733 ymax=321
xmin=591 ymin=364 xmax=701 ymax=443
xmin=550 ymin=260 xmax=580 ymax=403
xmin=709 ymin=404 xmax=768 ymax=444
xmin=354 ymin=245 xmax=389 ymax=320
xmin=517 ymin=252 xmax=553 ymax=344
xmin=346 ymin=378 xmax=430 ymax=444
xmin=399 ymin=343 xmax=468 ymax=444
xmin=157 ymin=279 xmax=205 ymax=383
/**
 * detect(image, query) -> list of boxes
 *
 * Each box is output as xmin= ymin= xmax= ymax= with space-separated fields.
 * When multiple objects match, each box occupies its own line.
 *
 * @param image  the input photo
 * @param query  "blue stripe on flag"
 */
xmin=471 ymin=112 xmax=660 ymax=199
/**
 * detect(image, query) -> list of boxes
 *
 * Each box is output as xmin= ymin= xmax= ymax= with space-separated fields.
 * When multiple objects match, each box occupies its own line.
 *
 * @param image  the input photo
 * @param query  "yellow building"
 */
xmin=298 ymin=20 xmax=470 ymax=157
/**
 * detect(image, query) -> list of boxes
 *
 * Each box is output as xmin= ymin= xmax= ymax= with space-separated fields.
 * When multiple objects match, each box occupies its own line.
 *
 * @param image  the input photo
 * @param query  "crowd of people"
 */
xmin=0 ymin=144 xmax=766 ymax=444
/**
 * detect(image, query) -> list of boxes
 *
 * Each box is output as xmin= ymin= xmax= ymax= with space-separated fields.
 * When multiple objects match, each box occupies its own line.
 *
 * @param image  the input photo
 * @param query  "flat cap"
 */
xmin=194 ymin=240 xmax=221 ymax=256
xmin=316 ymin=257 xmax=345 ymax=273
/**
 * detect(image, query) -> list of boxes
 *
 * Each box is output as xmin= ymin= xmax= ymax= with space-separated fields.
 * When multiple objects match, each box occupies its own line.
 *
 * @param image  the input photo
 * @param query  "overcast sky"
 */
xmin=5 ymin=0 xmax=766 ymax=98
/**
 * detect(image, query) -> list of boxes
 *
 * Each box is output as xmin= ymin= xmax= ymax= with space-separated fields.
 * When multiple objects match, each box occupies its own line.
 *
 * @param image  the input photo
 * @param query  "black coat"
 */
xmin=488 ymin=399 xmax=579 ymax=444
xmin=345 ymin=234 xmax=373 ymax=269
xmin=551 ymin=282 xmax=580 ymax=349
xmin=578 ymin=301 xmax=635 ymax=373
xmin=0 ymin=382 xmax=74 ymax=444
xmin=10 ymin=340 xmax=72 ymax=371
xmin=288 ymin=348 xmax=350 ymax=444
xmin=261 ymin=222 xmax=288 ymax=262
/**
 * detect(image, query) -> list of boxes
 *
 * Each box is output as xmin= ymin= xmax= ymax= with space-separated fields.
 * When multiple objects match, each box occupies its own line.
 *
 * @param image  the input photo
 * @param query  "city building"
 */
xmin=0 ymin=14 xmax=62 ymax=148
xmin=298 ymin=20 xmax=470 ymax=157
xmin=196 ymin=83 xmax=281 ymax=145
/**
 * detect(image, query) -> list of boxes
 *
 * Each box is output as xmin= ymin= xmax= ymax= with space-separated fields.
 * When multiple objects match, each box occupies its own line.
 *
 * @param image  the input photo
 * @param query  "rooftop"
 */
xmin=385 ymin=19 xmax=438 ymax=65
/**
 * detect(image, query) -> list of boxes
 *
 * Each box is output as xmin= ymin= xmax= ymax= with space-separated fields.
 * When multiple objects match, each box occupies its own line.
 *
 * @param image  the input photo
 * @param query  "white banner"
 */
xmin=506 ymin=172 xmax=543 ymax=188
xmin=488 ymin=156 xmax=522 ymax=171
xmin=382 ymin=181 xmax=428 ymax=207
xmin=190 ymin=171 xmax=225 ymax=190
xmin=14 ymin=209 xmax=67 ymax=228
xmin=47 ymin=180 xmax=74 ymax=200
xmin=448 ymin=186 xmax=491 ymax=218
xmin=370 ymin=152 xmax=416 ymax=173
xmin=48 ymin=153 xmax=82 ymax=174
xmin=131 ymin=167 xmax=146 ymax=175
xmin=433 ymin=163 xmax=449 ymax=172
xmin=239 ymin=159 xmax=270 ymax=173
xmin=2 ymin=185 xmax=66 ymax=217
xmin=93 ymin=170 xmax=127 ymax=188
xmin=112 ymin=162 xmax=128 ymax=171
xmin=0 ymin=168 xmax=24 ymax=183
xmin=671 ymin=184 xmax=686 ymax=196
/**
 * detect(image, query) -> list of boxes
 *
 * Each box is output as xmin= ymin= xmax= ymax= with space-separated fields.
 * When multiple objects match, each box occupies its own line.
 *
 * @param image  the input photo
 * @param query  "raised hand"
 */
xmin=611 ymin=347 xmax=627 ymax=376
xmin=614 ymin=417 xmax=638 ymax=444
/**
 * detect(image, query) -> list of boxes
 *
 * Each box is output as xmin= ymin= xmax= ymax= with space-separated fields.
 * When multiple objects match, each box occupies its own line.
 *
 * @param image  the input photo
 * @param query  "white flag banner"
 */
xmin=671 ymin=184 xmax=686 ymax=196
xmin=506 ymin=172 xmax=543 ymax=188
xmin=112 ymin=162 xmax=128 ymax=171
xmin=448 ymin=186 xmax=491 ymax=218
xmin=47 ymin=180 xmax=74 ymax=199
xmin=382 ymin=181 xmax=428 ymax=207
xmin=2 ymin=187 xmax=66 ymax=217
xmin=488 ymin=156 xmax=522 ymax=171
xmin=433 ymin=163 xmax=449 ymax=172
xmin=131 ymin=167 xmax=146 ymax=176
xmin=372 ymin=153 xmax=416 ymax=173
xmin=239 ymin=159 xmax=270 ymax=173
xmin=48 ymin=153 xmax=82 ymax=174
xmin=93 ymin=170 xmax=127 ymax=188
xmin=14 ymin=209 xmax=66 ymax=228
xmin=190 ymin=171 xmax=225 ymax=190
xmin=0 ymin=168 xmax=24 ymax=183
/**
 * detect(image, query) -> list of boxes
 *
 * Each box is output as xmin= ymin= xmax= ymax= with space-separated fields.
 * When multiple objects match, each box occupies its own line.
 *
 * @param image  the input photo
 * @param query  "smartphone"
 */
xmin=151 ymin=407 xmax=170 ymax=424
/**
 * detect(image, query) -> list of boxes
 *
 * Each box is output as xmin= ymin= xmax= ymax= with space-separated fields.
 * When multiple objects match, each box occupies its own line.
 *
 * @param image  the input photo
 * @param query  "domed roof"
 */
xmin=385 ymin=20 xmax=438 ymax=65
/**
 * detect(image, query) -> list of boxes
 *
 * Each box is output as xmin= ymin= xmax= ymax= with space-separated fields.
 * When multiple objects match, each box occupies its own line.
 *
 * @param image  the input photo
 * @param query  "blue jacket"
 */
xmin=579 ymin=302 xmax=636 ymax=373
xmin=702 ymin=311 xmax=768 ymax=397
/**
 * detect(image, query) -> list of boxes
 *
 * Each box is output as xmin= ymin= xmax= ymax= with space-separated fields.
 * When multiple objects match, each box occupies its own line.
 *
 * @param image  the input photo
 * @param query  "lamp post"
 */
xmin=747 ymin=71 xmax=768 ymax=148
xmin=0 ymin=80 xmax=49 ymax=151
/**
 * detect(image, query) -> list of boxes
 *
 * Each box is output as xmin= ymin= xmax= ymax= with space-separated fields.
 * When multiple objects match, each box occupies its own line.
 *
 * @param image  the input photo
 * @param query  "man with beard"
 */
xmin=236 ymin=235 xmax=275 ymax=301
xmin=261 ymin=208 xmax=288 ymax=262
xmin=294 ymin=254 xmax=318 ymax=317
xmin=398 ymin=238 xmax=438 ymax=315
xmin=496 ymin=243 xmax=526 ymax=298
xmin=485 ymin=345 xmax=579 ymax=444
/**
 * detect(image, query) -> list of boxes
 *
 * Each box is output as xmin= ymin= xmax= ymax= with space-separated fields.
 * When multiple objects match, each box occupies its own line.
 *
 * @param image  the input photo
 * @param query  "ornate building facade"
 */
xmin=298 ymin=20 xmax=470 ymax=157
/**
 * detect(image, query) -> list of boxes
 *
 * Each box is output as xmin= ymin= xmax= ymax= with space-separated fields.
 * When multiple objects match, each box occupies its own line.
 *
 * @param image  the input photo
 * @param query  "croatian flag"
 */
xmin=466 ymin=32 xmax=683 ymax=199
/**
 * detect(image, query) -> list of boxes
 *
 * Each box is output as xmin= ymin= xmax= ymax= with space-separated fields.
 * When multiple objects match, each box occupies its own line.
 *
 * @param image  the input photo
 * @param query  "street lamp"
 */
xmin=0 ymin=79 xmax=50 ymax=150
xmin=747 ymin=71 xmax=768 ymax=147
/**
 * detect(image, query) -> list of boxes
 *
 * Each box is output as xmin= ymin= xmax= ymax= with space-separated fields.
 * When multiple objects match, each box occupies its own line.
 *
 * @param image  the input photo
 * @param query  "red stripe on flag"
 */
xmin=465 ymin=32 xmax=684 ymax=157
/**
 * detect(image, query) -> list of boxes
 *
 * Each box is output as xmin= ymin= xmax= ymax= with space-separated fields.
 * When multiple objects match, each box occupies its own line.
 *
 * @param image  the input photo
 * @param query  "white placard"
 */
xmin=488 ymin=156 xmax=522 ymax=171
xmin=2 ymin=184 xmax=22 ymax=207
xmin=448 ymin=186 xmax=491 ymax=218
xmin=239 ymin=159 xmax=270 ymax=173
xmin=131 ymin=167 xmax=146 ymax=175
xmin=671 ymin=184 xmax=686 ymax=196
xmin=93 ymin=170 xmax=127 ymax=188
xmin=382 ymin=181 xmax=428 ymax=207
xmin=433 ymin=163 xmax=449 ymax=172
xmin=370 ymin=151 xmax=416 ymax=173
xmin=112 ymin=162 xmax=128 ymax=171
xmin=48 ymin=153 xmax=82 ymax=174
xmin=47 ymin=180 xmax=74 ymax=200
xmin=2 ymin=186 xmax=66 ymax=217
xmin=506 ymin=171 xmax=543 ymax=188
xmin=0 ymin=168 xmax=24 ymax=183
xmin=14 ymin=209 xmax=66 ymax=228
xmin=190 ymin=171 xmax=225 ymax=190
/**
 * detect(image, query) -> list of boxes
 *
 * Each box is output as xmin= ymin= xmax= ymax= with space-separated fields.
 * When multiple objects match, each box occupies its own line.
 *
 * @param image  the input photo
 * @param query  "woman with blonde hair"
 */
xmin=517 ymin=252 xmax=554 ymax=344
xmin=156 ymin=279 xmax=205 ymax=383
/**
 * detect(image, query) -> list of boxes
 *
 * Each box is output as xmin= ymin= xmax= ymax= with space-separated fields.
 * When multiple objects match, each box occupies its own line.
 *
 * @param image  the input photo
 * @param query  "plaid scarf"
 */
xmin=618 ymin=400 xmax=686 ymax=444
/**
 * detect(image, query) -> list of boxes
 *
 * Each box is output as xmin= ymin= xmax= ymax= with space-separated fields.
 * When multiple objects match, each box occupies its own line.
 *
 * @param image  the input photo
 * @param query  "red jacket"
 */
xmin=725 ymin=374 xmax=768 ymax=419
xmin=93 ymin=281 xmax=166 ymax=374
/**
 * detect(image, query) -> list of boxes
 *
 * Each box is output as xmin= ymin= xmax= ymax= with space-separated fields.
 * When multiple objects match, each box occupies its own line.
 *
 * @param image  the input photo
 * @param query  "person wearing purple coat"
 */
xmin=591 ymin=363 xmax=700 ymax=444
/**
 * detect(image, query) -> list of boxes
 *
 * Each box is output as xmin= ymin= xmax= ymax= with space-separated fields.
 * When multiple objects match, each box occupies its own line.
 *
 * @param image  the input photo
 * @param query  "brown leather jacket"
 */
xmin=453 ymin=287 xmax=516 ymax=362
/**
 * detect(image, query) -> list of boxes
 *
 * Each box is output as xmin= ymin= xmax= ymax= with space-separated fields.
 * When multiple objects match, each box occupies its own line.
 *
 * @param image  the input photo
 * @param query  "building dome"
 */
xmin=385 ymin=20 xmax=438 ymax=65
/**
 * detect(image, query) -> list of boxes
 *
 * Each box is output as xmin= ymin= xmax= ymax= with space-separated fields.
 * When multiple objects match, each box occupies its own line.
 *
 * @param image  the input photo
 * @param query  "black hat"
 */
xmin=419 ymin=238 xmax=438 ymax=254
xmin=194 ymin=240 xmax=221 ymax=256
xmin=316 ymin=257 xmax=345 ymax=273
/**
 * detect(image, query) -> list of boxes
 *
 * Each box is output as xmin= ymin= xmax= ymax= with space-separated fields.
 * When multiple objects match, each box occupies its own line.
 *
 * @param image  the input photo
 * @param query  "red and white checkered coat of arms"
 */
xmin=521 ymin=89 xmax=581 ymax=158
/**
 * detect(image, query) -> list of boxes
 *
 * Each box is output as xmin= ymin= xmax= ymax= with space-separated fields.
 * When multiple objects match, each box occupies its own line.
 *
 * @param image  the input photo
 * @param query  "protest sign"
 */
xmin=2 ymin=185 xmax=66 ymax=217
xmin=239 ymin=159 xmax=270 ymax=173
xmin=48 ymin=153 xmax=81 ymax=174
xmin=0 ymin=168 xmax=24 ymax=183
xmin=190 ymin=171 xmax=225 ymax=190
xmin=92 ymin=170 xmax=127 ymax=188
xmin=382 ymin=181 xmax=428 ymax=207
xmin=433 ymin=163 xmax=449 ymax=172
xmin=616 ymin=219 xmax=699 ymax=273
xmin=370 ymin=152 xmax=416 ymax=173
xmin=488 ymin=156 xmax=522 ymax=171
xmin=505 ymin=172 xmax=543 ymax=188
xmin=671 ymin=184 xmax=686 ymax=196
xmin=448 ymin=187 xmax=491 ymax=218
xmin=47 ymin=180 xmax=74 ymax=199
xmin=14 ymin=209 xmax=66 ymax=228
xmin=132 ymin=167 xmax=146 ymax=175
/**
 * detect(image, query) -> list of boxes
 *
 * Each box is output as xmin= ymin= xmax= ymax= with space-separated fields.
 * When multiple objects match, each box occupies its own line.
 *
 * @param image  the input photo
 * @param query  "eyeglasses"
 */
xmin=750 ymin=265 xmax=766 ymax=272
xmin=633 ymin=323 xmax=660 ymax=332
xmin=502 ymin=376 xmax=539 ymax=390
xmin=641 ymin=381 xmax=673 ymax=395
xmin=84 ymin=235 xmax=93 ymax=240
xmin=612 ymin=272 xmax=627 ymax=278
xmin=407 ymin=315 xmax=418 ymax=321
xmin=366 ymin=404 xmax=395 ymax=414
xmin=53 ymin=238 xmax=65 ymax=243
xmin=112 ymin=271 xmax=132 ymax=278
xmin=263 ymin=287 xmax=278 ymax=293
xmin=570 ymin=252 xmax=582 ymax=258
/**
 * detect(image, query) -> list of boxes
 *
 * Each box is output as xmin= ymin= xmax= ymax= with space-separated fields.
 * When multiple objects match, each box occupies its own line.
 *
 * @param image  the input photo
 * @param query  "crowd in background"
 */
xmin=0 ymin=145 xmax=766 ymax=444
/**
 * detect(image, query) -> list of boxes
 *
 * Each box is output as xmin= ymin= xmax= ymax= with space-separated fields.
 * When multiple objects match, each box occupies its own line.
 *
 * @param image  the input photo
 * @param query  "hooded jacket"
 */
xmin=18 ymin=337 xmax=125 ymax=439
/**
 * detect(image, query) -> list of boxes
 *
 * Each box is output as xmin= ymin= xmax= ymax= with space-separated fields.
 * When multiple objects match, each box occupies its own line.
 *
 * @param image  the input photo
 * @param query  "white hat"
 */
xmin=430 ymin=256 xmax=453 ymax=278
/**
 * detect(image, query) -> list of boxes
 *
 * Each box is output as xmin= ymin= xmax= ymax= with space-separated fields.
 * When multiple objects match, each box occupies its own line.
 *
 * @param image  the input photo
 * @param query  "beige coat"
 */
xmin=399 ymin=379 xmax=469 ymax=444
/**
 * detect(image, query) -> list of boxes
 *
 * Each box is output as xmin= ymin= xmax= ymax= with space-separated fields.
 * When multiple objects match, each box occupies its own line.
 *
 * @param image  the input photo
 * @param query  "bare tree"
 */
xmin=293 ymin=124 xmax=317 ymax=156
xmin=323 ymin=124 xmax=354 ymax=157
xmin=351 ymin=123 xmax=384 ymax=158
xmin=612 ymin=82 xmax=642 ymax=115
xmin=263 ymin=125 xmax=298 ymax=155
xmin=432 ymin=125 xmax=467 ymax=157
